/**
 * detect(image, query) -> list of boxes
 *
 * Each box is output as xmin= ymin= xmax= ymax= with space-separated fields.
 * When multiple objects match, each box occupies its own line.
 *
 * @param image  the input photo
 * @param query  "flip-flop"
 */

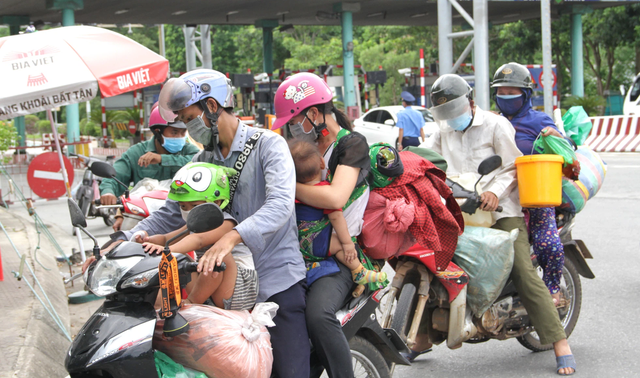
xmin=556 ymin=354 xmax=577 ymax=375
xmin=400 ymin=348 xmax=432 ymax=362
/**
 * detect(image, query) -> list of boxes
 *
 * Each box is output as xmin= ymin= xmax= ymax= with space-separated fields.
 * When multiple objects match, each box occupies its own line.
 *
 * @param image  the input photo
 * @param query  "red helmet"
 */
xmin=272 ymin=73 xmax=333 ymax=130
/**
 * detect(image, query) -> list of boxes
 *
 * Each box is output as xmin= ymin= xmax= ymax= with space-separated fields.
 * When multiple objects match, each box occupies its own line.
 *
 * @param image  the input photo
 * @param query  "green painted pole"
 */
xmin=62 ymin=8 xmax=79 ymax=153
xmin=341 ymin=11 xmax=356 ymax=112
xmin=571 ymin=13 xmax=584 ymax=97
xmin=262 ymin=27 xmax=274 ymax=75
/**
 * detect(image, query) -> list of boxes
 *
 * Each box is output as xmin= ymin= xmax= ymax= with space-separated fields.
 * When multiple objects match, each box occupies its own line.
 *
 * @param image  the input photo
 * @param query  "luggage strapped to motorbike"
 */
xmin=298 ymin=128 xmax=386 ymax=290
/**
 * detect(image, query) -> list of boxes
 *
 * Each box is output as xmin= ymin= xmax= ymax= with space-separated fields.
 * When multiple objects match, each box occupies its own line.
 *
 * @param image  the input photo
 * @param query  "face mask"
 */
xmin=289 ymin=113 xmax=319 ymax=144
xmin=447 ymin=109 xmax=473 ymax=131
xmin=186 ymin=111 xmax=218 ymax=148
xmin=180 ymin=208 xmax=190 ymax=222
xmin=162 ymin=136 xmax=186 ymax=153
xmin=496 ymin=94 xmax=525 ymax=116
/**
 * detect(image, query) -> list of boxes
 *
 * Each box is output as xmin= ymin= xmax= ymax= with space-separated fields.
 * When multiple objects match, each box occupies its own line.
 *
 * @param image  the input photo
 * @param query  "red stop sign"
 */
xmin=129 ymin=119 xmax=137 ymax=134
xmin=27 ymin=152 xmax=75 ymax=199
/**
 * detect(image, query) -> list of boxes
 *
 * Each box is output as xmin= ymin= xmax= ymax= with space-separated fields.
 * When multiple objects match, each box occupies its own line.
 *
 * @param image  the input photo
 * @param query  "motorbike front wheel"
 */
xmin=350 ymin=336 xmax=391 ymax=378
xmin=517 ymin=256 xmax=582 ymax=352
xmin=390 ymin=282 xmax=418 ymax=342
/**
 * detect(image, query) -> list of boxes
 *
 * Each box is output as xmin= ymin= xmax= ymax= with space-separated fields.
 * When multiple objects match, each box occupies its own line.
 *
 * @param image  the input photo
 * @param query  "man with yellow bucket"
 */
xmin=421 ymin=74 xmax=576 ymax=375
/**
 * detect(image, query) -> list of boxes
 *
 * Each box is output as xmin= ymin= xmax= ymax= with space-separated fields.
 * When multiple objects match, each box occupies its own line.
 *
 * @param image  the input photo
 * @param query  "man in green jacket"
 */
xmin=99 ymin=107 xmax=200 ymax=229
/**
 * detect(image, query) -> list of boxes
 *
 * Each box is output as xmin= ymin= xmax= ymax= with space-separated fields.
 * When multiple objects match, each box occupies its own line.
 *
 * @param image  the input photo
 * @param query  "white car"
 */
xmin=623 ymin=72 xmax=640 ymax=115
xmin=352 ymin=105 xmax=439 ymax=148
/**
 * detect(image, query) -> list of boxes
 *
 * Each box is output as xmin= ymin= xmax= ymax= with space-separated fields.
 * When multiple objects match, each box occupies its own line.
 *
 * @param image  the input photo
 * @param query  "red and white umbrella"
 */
xmin=0 ymin=25 xmax=169 ymax=120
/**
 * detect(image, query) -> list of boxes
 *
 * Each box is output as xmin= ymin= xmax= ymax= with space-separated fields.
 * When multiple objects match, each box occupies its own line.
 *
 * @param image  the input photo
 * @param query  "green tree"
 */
xmin=24 ymin=114 xmax=40 ymax=134
xmin=0 ymin=120 xmax=18 ymax=156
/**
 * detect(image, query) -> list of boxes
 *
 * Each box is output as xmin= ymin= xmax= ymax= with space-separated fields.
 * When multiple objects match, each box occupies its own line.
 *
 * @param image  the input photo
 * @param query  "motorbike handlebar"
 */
xmin=183 ymin=261 xmax=226 ymax=274
xmin=94 ymin=198 xmax=122 ymax=206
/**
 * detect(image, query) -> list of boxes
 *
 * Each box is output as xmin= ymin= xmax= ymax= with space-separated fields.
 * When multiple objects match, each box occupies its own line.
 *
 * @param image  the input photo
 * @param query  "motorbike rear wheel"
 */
xmin=350 ymin=335 xmax=391 ymax=378
xmin=517 ymin=256 xmax=582 ymax=352
xmin=390 ymin=282 xmax=418 ymax=342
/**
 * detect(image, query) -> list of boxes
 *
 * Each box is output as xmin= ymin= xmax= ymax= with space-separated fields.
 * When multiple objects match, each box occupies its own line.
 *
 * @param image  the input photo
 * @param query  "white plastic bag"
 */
xmin=452 ymin=227 xmax=518 ymax=317
xmin=153 ymin=302 xmax=278 ymax=378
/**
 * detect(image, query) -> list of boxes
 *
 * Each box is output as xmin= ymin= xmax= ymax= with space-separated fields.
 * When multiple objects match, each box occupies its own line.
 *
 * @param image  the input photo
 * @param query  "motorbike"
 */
xmin=68 ymin=164 xmax=409 ymax=378
xmin=71 ymin=154 xmax=117 ymax=229
xmin=378 ymin=155 xmax=594 ymax=363
xmin=65 ymin=199 xmax=227 ymax=377
xmin=90 ymin=161 xmax=170 ymax=231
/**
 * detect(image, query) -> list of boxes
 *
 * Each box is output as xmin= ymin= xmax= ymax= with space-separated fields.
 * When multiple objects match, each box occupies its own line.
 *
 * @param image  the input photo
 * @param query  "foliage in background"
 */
xmin=0 ymin=120 xmax=19 ymax=162
xmin=562 ymin=95 xmax=606 ymax=116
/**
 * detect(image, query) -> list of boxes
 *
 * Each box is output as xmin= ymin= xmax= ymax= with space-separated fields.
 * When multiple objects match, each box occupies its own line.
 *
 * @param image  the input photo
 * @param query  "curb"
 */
xmin=0 ymin=208 xmax=71 ymax=378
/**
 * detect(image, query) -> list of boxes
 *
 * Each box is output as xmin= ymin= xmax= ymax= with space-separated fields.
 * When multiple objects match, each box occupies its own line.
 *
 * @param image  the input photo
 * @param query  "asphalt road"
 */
xmin=24 ymin=152 xmax=640 ymax=378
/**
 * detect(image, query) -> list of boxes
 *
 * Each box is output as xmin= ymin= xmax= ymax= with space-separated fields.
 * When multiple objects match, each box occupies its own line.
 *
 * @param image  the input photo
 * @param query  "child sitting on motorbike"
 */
xmin=289 ymin=139 xmax=387 ymax=286
xmin=141 ymin=162 xmax=258 ymax=311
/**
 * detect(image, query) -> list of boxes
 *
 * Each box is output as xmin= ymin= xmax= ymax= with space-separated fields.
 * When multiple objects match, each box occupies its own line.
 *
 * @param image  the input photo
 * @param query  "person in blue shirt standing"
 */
xmin=397 ymin=91 xmax=426 ymax=150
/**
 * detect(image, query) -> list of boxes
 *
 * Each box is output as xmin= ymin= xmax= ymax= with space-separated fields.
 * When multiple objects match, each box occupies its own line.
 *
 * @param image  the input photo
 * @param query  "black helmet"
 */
xmin=491 ymin=62 xmax=535 ymax=89
xmin=430 ymin=74 xmax=473 ymax=107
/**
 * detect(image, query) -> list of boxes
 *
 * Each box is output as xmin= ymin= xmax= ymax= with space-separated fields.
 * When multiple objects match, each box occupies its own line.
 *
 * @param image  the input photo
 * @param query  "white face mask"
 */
xmin=289 ymin=112 xmax=319 ymax=144
xmin=180 ymin=208 xmax=190 ymax=223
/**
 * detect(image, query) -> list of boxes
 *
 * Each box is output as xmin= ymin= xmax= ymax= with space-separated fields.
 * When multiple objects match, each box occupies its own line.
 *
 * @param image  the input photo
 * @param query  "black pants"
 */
xmin=267 ymin=280 xmax=311 ymax=378
xmin=402 ymin=136 xmax=421 ymax=148
xmin=306 ymin=263 xmax=355 ymax=378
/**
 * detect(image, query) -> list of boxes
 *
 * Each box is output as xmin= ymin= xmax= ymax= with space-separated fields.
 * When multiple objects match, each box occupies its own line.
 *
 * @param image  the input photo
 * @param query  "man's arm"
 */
xmin=234 ymin=135 xmax=297 ymax=254
xmin=483 ymin=118 xmax=522 ymax=200
xmin=99 ymin=154 xmax=134 ymax=197
xmin=122 ymin=199 xmax=185 ymax=240
xmin=159 ymin=143 xmax=201 ymax=167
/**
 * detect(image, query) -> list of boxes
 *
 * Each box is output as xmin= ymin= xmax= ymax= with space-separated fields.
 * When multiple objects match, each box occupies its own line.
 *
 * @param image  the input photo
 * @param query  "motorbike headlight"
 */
xmin=125 ymin=202 xmax=147 ymax=216
xmin=143 ymin=197 xmax=166 ymax=214
xmin=89 ymin=256 xmax=144 ymax=296
xmin=121 ymin=268 xmax=158 ymax=289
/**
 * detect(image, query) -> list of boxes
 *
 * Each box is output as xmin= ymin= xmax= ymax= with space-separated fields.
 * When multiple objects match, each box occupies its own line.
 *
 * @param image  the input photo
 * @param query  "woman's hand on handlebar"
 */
xmin=131 ymin=230 xmax=150 ymax=243
xmin=480 ymin=191 xmax=500 ymax=212
xmin=142 ymin=242 xmax=164 ymax=255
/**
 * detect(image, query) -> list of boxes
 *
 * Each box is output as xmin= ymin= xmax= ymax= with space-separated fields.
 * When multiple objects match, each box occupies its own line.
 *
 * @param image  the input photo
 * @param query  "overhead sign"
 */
xmin=27 ymin=152 xmax=74 ymax=199
xmin=526 ymin=65 xmax=557 ymax=92
xmin=104 ymin=92 xmax=135 ymax=110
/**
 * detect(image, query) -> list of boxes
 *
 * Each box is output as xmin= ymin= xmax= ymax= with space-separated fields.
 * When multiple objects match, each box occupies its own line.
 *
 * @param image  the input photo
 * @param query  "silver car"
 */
xmin=352 ymin=105 xmax=439 ymax=148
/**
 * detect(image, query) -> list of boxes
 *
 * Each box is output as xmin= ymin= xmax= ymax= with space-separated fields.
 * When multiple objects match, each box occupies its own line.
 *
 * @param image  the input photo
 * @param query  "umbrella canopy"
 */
xmin=0 ymin=25 xmax=169 ymax=120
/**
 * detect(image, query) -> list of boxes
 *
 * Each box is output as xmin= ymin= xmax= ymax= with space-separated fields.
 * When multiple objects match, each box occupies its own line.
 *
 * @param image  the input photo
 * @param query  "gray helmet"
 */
xmin=491 ymin=62 xmax=535 ymax=89
xmin=430 ymin=74 xmax=473 ymax=107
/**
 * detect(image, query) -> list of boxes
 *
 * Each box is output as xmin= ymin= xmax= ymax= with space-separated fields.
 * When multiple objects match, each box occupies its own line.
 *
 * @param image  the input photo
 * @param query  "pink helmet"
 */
xmin=148 ymin=107 xmax=166 ymax=129
xmin=272 ymin=73 xmax=333 ymax=130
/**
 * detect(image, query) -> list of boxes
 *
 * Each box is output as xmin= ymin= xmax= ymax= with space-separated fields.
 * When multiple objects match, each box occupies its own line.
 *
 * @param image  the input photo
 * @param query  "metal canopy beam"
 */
xmin=184 ymin=25 xmax=212 ymax=72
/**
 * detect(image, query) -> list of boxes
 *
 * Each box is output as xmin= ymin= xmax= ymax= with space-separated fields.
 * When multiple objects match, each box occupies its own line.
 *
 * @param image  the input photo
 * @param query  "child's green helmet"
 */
xmin=168 ymin=162 xmax=237 ymax=209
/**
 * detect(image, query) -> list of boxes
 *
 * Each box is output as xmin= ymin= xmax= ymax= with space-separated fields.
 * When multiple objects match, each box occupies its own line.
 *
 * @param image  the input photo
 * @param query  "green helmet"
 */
xmin=369 ymin=142 xmax=404 ymax=188
xmin=168 ymin=162 xmax=237 ymax=209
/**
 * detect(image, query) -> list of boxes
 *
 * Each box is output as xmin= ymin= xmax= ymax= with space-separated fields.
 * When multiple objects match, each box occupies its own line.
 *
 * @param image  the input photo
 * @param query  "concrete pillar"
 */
xmin=437 ymin=0 xmax=453 ymax=75
xmin=334 ymin=3 xmax=360 ymax=118
xmin=48 ymin=0 xmax=84 ymax=152
xmin=570 ymin=6 xmax=591 ymax=97
xmin=541 ymin=0 xmax=554 ymax=116
xmin=473 ymin=0 xmax=490 ymax=110
xmin=1 ymin=16 xmax=29 ymax=148
xmin=184 ymin=25 xmax=197 ymax=71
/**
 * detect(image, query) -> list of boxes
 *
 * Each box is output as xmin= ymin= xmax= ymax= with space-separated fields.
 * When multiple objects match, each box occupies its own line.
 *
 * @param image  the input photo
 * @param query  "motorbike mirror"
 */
xmin=186 ymin=203 xmax=224 ymax=234
xmin=89 ymin=161 xmax=117 ymax=179
xmin=477 ymin=155 xmax=502 ymax=176
xmin=67 ymin=198 xmax=87 ymax=228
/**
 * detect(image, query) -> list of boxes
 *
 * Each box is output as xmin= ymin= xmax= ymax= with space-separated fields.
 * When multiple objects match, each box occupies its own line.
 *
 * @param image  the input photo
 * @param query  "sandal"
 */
xmin=400 ymin=348 xmax=432 ymax=362
xmin=556 ymin=354 xmax=577 ymax=375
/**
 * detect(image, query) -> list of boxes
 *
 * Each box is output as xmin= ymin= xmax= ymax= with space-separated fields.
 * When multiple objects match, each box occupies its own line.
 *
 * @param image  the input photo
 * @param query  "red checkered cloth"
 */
xmin=374 ymin=151 xmax=464 ymax=271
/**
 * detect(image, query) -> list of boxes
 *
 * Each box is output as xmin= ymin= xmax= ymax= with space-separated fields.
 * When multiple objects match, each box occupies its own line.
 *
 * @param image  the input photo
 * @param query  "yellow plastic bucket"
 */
xmin=515 ymin=154 xmax=564 ymax=208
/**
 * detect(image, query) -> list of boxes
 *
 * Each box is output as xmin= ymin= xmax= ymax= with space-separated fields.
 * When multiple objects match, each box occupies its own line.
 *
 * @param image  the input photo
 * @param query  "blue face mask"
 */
xmin=162 ymin=136 xmax=186 ymax=153
xmin=496 ymin=94 xmax=525 ymax=116
xmin=447 ymin=111 xmax=473 ymax=131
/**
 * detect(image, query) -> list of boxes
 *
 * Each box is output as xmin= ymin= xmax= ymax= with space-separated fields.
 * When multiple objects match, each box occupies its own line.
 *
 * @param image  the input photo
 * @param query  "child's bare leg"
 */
xmin=329 ymin=234 xmax=386 ymax=284
xmin=188 ymin=254 xmax=237 ymax=308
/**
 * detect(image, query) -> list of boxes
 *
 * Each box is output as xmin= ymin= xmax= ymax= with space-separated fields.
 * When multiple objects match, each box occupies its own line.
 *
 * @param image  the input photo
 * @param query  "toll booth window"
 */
xmin=364 ymin=111 xmax=380 ymax=123
xmin=630 ymin=79 xmax=640 ymax=102
xmin=379 ymin=111 xmax=393 ymax=125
